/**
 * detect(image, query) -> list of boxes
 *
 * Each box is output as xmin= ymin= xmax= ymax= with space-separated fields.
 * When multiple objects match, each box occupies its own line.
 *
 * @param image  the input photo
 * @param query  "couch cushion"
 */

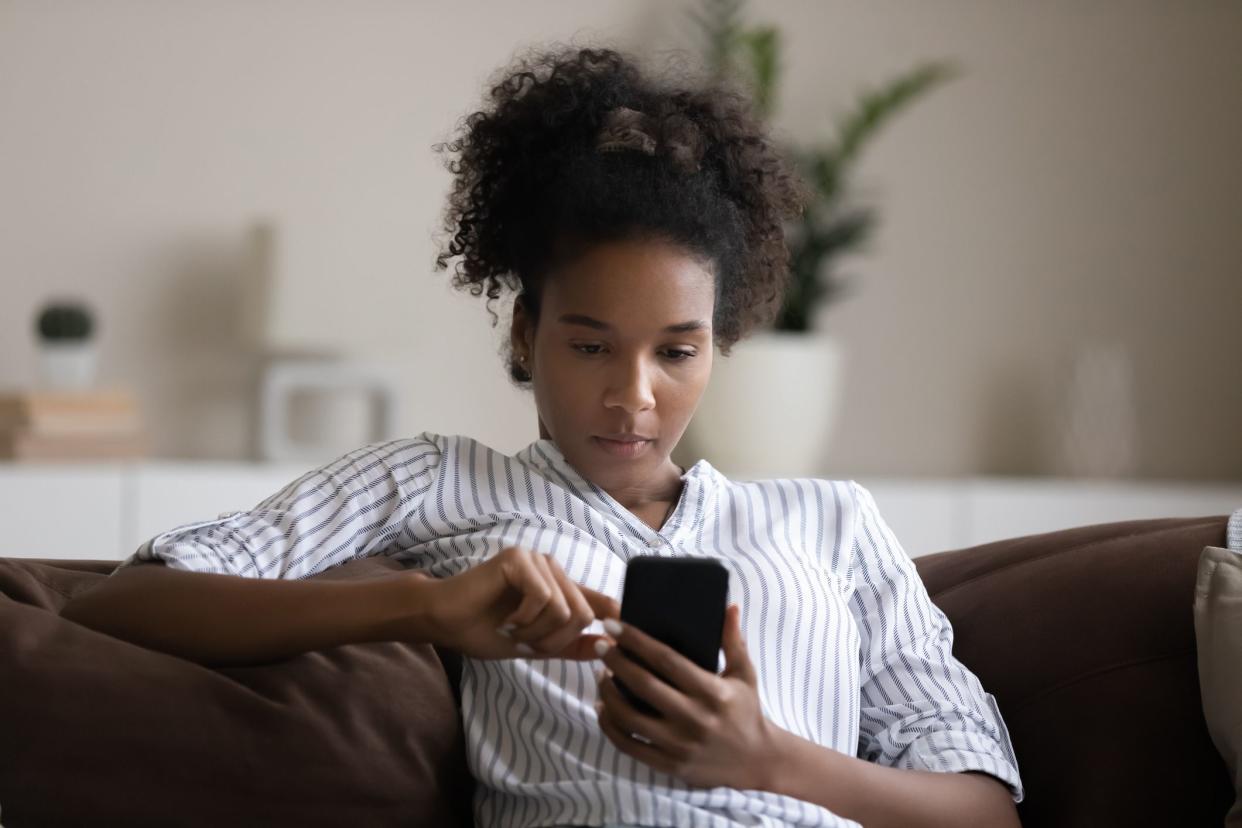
xmin=0 ymin=556 xmax=474 ymax=828
xmin=915 ymin=516 xmax=1234 ymax=828
xmin=1195 ymin=545 xmax=1242 ymax=826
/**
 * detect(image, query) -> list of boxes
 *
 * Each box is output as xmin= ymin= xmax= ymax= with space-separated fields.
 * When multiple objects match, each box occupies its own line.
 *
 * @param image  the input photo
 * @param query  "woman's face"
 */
xmin=512 ymin=237 xmax=715 ymax=493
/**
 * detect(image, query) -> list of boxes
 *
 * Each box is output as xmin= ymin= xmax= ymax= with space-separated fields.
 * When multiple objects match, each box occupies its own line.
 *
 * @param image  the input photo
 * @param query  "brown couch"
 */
xmin=1 ymin=515 xmax=1234 ymax=827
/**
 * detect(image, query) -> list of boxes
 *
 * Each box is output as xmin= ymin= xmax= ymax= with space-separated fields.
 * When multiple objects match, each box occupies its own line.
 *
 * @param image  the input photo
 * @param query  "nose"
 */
xmin=603 ymin=354 xmax=656 ymax=414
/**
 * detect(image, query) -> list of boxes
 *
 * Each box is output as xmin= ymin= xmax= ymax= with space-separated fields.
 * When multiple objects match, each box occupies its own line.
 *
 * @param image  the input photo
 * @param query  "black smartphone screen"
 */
xmin=612 ymin=555 xmax=730 ymax=718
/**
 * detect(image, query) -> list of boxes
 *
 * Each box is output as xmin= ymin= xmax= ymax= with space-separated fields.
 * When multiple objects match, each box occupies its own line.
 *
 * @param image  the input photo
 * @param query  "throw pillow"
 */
xmin=1195 ymin=545 xmax=1242 ymax=827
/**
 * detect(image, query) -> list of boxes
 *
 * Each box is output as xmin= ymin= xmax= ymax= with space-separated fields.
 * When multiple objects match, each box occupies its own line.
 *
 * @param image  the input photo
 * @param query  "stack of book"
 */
xmin=0 ymin=389 xmax=147 ymax=461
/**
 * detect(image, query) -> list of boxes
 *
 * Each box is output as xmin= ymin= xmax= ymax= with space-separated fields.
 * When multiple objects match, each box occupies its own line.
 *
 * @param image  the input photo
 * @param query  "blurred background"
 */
xmin=1 ymin=0 xmax=1240 ymax=558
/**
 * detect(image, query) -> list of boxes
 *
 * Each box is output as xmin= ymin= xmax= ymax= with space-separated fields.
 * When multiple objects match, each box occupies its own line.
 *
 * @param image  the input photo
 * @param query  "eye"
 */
xmin=573 ymin=343 xmax=605 ymax=355
xmin=662 ymin=349 xmax=696 ymax=362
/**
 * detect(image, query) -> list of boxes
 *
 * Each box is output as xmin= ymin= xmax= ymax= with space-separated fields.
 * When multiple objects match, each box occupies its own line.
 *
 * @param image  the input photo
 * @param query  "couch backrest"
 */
xmin=0 ymin=556 xmax=475 ymax=828
xmin=4 ymin=515 xmax=1233 ymax=827
xmin=915 ymin=515 xmax=1234 ymax=828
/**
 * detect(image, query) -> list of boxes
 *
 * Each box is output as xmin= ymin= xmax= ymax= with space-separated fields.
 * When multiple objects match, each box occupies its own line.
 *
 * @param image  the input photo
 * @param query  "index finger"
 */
xmin=579 ymin=584 xmax=621 ymax=621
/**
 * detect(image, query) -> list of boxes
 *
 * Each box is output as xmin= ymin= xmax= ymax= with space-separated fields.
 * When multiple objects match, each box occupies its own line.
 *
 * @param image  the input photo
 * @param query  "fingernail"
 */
xmin=593 ymin=639 xmax=611 ymax=658
xmin=515 ymin=643 xmax=535 ymax=656
xmin=603 ymin=618 xmax=623 ymax=636
xmin=496 ymin=623 xmax=516 ymax=638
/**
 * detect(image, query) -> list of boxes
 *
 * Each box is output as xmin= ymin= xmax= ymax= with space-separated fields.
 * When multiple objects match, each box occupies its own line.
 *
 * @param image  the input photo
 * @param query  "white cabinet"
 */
xmin=0 ymin=465 xmax=126 ymax=560
xmin=129 ymin=462 xmax=311 ymax=557
xmin=859 ymin=477 xmax=1242 ymax=558
xmin=1 ymin=463 xmax=1238 ymax=562
xmin=958 ymin=478 xmax=1242 ymax=548
xmin=0 ymin=461 xmax=310 ymax=561
xmin=848 ymin=480 xmax=963 ymax=559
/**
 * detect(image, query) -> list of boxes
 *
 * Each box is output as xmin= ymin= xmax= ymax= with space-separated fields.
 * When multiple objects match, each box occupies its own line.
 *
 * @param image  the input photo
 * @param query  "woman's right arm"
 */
xmin=60 ymin=436 xmax=619 ymax=666
xmin=61 ymin=547 xmax=620 ymax=668
xmin=59 ymin=561 xmax=436 ymax=667
xmin=61 ymin=437 xmax=447 ymax=666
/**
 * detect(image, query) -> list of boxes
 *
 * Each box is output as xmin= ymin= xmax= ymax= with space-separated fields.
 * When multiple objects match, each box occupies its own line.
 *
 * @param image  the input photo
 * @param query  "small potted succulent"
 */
xmin=35 ymin=300 xmax=98 ymax=390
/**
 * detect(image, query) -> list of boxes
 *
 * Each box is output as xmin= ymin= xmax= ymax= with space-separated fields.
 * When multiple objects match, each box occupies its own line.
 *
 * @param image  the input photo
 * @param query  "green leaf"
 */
xmin=739 ymin=26 xmax=781 ymax=118
xmin=687 ymin=2 xmax=961 ymax=325
xmin=828 ymin=61 xmax=959 ymax=172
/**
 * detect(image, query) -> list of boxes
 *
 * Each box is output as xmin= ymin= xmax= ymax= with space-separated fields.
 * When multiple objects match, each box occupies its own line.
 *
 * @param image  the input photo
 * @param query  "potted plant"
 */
xmin=35 ymin=300 xmax=98 ymax=391
xmin=679 ymin=0 xmax=958 ymax=477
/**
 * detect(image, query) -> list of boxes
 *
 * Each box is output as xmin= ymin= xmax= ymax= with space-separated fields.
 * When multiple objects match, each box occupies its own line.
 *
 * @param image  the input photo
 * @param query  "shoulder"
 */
xmin=724 ymin=475 xmax=862 ymax=509
xmin=347 ymin=431 xmax=448 ymax=470
xmin=314 ymin=432 xmax=456 ymax=488
xmin=391 ymin=431 xmax=520 ymax=478
xmin=357 ymin=431 xmax=501 ymax=458
xmin=720 ymin=475 xmax=865 ymax=534
xmin=413 ymin=432 xmax=512 ymax=462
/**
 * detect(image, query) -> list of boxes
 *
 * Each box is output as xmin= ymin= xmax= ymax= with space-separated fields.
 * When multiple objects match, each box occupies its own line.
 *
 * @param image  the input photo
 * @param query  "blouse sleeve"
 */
xmin=109 ymin=435 xmax=444 ymax=580
xmin=846 ymin=480 xmax=1025 ymax=803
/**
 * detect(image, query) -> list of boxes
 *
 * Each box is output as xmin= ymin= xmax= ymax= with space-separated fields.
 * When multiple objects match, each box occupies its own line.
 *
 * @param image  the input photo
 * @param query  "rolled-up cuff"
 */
xmin=902 ymin=729 xmax=1025 ymax=803
xmin=109 ymin=513 xmax=253 ymax=578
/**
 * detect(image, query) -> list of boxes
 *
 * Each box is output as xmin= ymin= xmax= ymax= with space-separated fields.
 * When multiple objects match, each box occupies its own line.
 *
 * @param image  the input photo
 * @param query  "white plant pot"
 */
xmin=680 ymin=331 xmax=845 ymax=478
xmin=38 ymin=341 xmax=98 ymax=391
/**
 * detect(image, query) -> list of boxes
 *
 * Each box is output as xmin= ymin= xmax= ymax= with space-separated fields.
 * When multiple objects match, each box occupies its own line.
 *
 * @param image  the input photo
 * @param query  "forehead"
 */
xmin=542 ymin=238 xmax=715 ymax=327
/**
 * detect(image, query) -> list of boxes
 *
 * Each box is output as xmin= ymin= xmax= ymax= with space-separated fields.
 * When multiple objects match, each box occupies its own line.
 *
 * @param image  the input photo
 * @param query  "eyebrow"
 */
xmin=558 ymin=313 xmax=709 ymax=334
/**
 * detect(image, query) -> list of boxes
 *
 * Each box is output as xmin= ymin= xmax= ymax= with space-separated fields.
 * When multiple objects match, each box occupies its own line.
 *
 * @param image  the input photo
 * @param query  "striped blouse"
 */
xmin=113 ymin=432 xmax=1024 ymax=828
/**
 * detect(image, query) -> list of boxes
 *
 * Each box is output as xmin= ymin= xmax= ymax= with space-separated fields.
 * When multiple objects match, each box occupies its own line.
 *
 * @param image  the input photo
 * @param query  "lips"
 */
xmin=591 ymin=434 xmax=654 ymax=458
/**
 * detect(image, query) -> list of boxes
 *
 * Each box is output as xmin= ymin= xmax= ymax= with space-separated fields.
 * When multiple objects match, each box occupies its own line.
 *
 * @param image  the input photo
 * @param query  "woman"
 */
xmin=63 ymin=46 xmax=1023 ymax=828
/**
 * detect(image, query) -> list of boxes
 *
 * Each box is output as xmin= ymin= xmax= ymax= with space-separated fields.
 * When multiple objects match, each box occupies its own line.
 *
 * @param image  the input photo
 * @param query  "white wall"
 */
xmin=2 ymin=1 xmax=1239 ymax=479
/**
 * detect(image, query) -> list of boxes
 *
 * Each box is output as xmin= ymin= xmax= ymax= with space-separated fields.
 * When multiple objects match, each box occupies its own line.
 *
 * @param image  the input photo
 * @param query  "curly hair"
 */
xmin=433 ymin=45 xmax=809 ymax=383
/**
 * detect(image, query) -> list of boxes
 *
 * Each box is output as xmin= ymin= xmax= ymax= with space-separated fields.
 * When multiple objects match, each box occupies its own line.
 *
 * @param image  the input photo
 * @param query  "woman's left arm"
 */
xmin=594 ymin=609 xmax=1019 ymax=828
xmin=761 ymin=725 xmax=1020 ymax=828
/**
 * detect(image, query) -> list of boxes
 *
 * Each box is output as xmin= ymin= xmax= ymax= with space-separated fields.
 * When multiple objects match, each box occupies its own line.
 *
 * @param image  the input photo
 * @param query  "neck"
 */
xmin=537 ymin=419 xmax=686 ymax=527
xmin=604 ymin=460 xmax=685 ymax=513
xmin=608 ymin=466 xmax=685 ymax=532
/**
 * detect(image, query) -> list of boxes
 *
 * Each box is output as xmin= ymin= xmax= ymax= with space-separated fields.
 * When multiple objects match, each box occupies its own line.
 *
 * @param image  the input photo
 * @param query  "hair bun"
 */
xmin=595 ymin=106 xmax=657 ymax=155
xmin=659 ymin=112 xmax=706 ymax=174
xmin=595 ymin=106 xmax=704 ymax=173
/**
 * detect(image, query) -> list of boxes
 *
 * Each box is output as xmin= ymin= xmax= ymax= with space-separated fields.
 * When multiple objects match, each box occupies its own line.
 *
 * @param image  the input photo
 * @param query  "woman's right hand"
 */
xmin=416 ymin=546 xmax=620 ymax=661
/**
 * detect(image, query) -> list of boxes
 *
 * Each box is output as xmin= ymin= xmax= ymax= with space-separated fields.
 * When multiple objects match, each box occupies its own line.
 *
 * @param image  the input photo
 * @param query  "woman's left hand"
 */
xmin=593 ymin=604 xmax=781 ymax=790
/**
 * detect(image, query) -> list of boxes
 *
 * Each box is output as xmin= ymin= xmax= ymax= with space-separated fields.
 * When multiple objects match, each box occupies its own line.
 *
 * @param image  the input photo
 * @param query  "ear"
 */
xmin=510 ymin=294 xmax=536 ymax=359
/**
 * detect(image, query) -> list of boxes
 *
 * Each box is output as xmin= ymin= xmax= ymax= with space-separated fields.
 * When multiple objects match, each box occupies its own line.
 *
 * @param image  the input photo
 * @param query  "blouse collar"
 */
xmin=515 ymin=437 xmax=719 ymax=550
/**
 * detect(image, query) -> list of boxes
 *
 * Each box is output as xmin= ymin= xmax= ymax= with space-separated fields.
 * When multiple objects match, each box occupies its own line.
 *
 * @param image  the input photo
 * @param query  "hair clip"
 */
xmin=595 ymin=106 xmax=657 ymax=156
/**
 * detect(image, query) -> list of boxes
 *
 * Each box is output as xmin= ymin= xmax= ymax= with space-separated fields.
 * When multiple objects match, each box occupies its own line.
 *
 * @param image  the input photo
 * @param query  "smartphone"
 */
xmin=612 ymin=555 xmax=731 ymax=718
